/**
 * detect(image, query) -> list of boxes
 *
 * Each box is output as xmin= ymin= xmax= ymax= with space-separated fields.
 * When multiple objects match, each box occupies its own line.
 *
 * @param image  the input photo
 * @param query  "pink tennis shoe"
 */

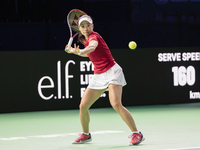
xmin=128 ymin=132 xmax=145 ymax=145
xmin=72 ymin=133 xmax=92 ymax=144
xmin=72 ymin=132 xmax=144 ymax=146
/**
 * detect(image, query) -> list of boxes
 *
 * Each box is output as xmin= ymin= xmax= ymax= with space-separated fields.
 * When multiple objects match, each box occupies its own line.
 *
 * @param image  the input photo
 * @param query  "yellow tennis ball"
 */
xmin=128 ymin=41 xmax=137 ymax=50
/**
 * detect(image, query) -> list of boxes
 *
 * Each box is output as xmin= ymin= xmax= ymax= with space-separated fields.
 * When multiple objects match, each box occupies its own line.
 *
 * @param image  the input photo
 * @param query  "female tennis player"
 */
xmin=65 ymin=15 xmax=145 ymax=146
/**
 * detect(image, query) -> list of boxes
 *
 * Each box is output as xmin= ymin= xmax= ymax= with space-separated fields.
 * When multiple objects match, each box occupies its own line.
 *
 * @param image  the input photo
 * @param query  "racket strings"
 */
xmin=68 ymin=12 xmax=84 ymax=32
xmin=66 ymin=9 xmax=87 ymax=45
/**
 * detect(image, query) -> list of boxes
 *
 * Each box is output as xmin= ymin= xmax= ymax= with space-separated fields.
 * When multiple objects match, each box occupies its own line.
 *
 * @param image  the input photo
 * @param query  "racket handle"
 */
xmin=65 ymin=37 xmax=73 ymax=52
xmin=68 ymin=37 xmax=73 ymax=46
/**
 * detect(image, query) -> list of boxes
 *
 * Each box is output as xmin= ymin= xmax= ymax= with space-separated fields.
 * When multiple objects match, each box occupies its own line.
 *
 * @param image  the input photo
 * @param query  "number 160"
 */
xmin=172 ymin=66 xmax=196 ymax=86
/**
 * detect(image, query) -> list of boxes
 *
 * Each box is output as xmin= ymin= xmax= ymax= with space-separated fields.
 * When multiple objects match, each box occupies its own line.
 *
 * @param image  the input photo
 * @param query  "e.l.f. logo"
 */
xmin=38 ymin=60 xmax=75 ymax=100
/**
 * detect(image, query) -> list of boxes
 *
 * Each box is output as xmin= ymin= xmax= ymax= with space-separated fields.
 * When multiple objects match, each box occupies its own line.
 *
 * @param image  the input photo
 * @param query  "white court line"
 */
xmin=167 ymin=147 xmax=200 ymax=150
xmin=0 ymin=130 xmax=124 ymax=141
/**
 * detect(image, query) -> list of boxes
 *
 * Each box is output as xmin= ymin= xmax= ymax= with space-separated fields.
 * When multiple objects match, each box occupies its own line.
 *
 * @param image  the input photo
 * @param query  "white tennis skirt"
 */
xmin=87 ymin=63 xmax=127 ymax=90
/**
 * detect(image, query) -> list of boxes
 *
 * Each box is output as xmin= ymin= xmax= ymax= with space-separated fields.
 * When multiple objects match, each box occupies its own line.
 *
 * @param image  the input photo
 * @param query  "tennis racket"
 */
xmin=65 ymin=9 xmax=87 ymax=52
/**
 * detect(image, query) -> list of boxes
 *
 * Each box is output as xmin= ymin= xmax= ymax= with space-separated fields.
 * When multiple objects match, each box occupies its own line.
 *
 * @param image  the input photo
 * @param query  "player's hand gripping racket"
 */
xmin=65 ymin=9 xmax=87 ymax=52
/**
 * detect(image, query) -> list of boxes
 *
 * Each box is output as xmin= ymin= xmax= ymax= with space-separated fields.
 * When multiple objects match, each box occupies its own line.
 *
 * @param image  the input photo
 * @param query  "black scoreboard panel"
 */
xmin=0 ymin=47 xmax=199 ymax=113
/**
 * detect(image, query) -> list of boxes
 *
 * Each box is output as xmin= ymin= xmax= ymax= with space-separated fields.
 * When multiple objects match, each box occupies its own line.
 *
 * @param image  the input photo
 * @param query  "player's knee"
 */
xmin=111 ymin=102 xmax=122 ymax=112
xmin=79 ymin=103 xmax=89 ymax=112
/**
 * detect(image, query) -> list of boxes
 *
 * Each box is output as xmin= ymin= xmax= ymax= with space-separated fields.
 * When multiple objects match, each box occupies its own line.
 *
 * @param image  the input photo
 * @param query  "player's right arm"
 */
xmin=65 ymin=39 xmax=98 ymax=57
xmin=65 ymin=44 xmax=88 ymax=57
xmin=79 ymin=40 xmax=98 ymax=56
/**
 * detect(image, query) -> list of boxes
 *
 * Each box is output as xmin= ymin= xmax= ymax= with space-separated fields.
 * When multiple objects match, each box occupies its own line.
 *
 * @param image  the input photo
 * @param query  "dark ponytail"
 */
xmin=77 ymin=32 xmax=85 ymax=45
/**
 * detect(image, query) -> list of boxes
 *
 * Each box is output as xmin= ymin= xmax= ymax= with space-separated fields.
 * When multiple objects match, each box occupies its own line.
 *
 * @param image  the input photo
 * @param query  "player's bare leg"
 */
xmin=72 ymin=88 xmax=106 ymax=144
xmin=108 ymin=84 xmax=138 ymax=132
xmin=79 ymin=88 xmax=106 ymax=133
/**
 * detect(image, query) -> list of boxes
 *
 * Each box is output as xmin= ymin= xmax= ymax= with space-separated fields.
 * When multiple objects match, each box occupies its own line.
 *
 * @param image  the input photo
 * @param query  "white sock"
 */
xmin=83 ymin=133 xmax=90 ymax=135
xmin=132 ymin=131 xmax=139 ymax=134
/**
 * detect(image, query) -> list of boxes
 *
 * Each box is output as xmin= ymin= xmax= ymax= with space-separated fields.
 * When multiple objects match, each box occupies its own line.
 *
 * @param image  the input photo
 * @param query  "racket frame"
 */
xmin=66 ymin=9 xmax=87 ymax=52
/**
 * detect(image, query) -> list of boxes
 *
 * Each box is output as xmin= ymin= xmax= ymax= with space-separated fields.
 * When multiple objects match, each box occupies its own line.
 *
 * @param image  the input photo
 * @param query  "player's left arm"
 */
xmin=65 ymin=40 xmax=98 ymax=57
xmin=79 ymin=40 xmax=98 ymax=56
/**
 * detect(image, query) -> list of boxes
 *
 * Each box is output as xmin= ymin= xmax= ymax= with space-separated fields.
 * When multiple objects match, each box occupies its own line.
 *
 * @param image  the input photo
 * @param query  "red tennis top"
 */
xmin=84 ymin=31 xmax=116 ymax=74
